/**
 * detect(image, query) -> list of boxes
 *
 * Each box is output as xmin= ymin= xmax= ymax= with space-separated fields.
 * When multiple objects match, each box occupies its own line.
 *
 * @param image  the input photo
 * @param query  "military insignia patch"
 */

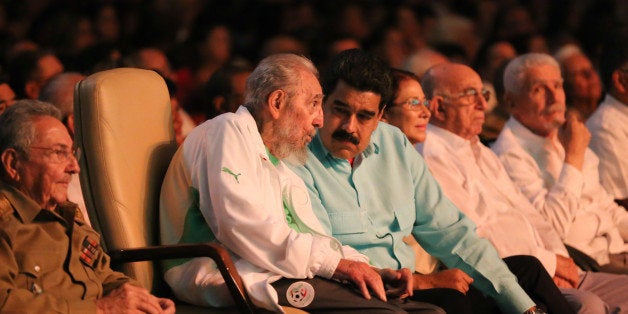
xmin=80 ymin=237 xmax=99 ymax=265
xmin=286 ymin=281 xmax=315 ymax=308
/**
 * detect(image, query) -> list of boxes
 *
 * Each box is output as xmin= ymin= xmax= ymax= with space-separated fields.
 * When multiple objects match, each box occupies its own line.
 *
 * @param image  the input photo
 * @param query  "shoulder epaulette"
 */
xmin=0 ymin=192 xmax=15 ymax=219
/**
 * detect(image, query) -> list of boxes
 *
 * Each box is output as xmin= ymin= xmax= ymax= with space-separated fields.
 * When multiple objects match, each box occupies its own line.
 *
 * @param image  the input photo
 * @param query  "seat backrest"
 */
xmin=73 ymin=68 xmax=178 ymax=291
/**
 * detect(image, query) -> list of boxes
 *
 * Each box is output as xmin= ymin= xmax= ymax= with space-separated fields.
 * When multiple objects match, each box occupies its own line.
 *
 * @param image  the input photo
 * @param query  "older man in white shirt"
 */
xmin=491 ymin=53 xmax=628 ymax=275
xmin=586 ymin=33 xmax=628 ymax=209
xmin=413 ymin=61 xmax=628 ymax=313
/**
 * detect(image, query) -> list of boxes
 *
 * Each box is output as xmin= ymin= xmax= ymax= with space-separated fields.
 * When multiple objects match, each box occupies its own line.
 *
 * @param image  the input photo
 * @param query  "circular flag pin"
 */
xmin=286 ymin=281 xmax=315 ymax=308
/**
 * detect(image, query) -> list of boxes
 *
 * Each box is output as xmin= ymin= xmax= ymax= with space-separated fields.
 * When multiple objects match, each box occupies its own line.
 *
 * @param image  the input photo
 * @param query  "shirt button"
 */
xmin=34 ymin=265 xmax=40 ymax=272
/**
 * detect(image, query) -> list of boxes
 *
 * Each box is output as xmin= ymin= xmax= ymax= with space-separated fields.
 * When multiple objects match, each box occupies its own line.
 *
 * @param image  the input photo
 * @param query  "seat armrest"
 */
xmin=108 ymin=243 xmax=255 ymax=314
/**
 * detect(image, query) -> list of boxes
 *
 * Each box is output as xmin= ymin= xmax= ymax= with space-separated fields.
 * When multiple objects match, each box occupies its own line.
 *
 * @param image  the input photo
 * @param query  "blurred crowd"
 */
xmin=0 ymin=0 xmax=626 ymax=138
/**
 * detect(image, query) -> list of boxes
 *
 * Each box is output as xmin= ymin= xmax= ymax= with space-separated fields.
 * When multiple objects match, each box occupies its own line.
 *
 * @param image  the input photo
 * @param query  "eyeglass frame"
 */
xmin=28 ymin=145 xmax=81 ymax=163
xmin=389 ymin=97 xmax=431 ymax=111
xmin=438 ymin=87 xmax=491 ymax=104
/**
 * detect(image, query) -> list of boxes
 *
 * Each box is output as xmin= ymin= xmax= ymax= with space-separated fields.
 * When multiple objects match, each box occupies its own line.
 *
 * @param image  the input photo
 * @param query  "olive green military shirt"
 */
xmin=0 ymin=182 xmax=135 ymax=313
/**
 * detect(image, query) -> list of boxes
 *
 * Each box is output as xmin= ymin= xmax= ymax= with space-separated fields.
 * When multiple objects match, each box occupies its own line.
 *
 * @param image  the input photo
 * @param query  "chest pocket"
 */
xmin=16 ymin=253 xmax=46 ymax=293
xmin=393 ymin=204 xmax=415 ymax=232
xmin=329 ymin=210 xmax=368 ymax=235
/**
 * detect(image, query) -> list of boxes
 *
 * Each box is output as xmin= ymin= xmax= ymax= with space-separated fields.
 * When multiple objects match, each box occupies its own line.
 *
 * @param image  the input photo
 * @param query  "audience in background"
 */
xmin=586 ymin=30 xmax=628 ymax=209
xmin=0 ymin=2 xmax=626 ymax=313
xmin=555 ymin=46 xmax=602 ymax=120
xmin=7 ymin=49 xmax=64 ymax=99
xmin=190 ymin=60 xmax=253 ymax=121
xmin=0 ymin=78 xmax=16 ymax=115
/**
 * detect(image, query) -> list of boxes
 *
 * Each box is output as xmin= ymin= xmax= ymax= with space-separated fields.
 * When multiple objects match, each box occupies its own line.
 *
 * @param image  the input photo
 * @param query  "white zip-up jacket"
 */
xmin=159 ymin=107 xmax=368 ymax=312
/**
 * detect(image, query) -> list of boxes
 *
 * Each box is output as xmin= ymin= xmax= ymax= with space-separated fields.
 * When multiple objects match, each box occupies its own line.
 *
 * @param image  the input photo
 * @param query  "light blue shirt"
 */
xmin=289 ymin=122 xmax=534 ymax=314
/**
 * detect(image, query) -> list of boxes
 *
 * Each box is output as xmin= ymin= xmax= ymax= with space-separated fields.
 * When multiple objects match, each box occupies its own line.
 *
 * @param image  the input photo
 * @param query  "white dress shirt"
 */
xmin=492 ymin=117 xmax=628 ymax=265
xmin=586 ymin=94 xmax=628 ymax=200
xmin=418 ymin=124 xmax=568 ymax=276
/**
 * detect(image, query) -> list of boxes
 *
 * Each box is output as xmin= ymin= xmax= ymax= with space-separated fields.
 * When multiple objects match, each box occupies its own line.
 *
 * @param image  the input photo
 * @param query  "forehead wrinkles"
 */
xmin=292 ymin=70 xmax=320 ymax=97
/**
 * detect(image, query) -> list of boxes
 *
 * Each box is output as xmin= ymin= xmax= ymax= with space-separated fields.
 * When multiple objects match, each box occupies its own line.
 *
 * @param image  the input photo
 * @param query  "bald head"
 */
xmin=422 ymin=63 xmax=488 ymax=141
xmin=422 ymin=63 xmax=482 ymax=98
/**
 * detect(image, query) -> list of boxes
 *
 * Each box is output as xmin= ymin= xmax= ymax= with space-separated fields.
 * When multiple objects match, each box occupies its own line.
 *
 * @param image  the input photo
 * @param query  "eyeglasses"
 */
xmin=392 ymin=97 xmax=430 ymax=111
xmin=440 ymin=87 xmax=491 ymax=103
xmin=29 ymin=146 xmax=81 ymax=163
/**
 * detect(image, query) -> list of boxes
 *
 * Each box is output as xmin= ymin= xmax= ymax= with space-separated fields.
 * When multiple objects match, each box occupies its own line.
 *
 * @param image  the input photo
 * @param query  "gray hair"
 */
xmin=503 ymin=53 xmax=560 ymax=94
xmin=243 ymin=53 xmax=318 ymax=112
xmin=0 ymin=99 xmax=62 ymax=158
xmin=39 ymin=72 xmax=85 ymax=119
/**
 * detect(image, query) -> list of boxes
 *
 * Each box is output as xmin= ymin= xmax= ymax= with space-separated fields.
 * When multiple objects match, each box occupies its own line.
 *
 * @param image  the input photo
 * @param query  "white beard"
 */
xmin=283 ymin=148 xmax=309 ymax=166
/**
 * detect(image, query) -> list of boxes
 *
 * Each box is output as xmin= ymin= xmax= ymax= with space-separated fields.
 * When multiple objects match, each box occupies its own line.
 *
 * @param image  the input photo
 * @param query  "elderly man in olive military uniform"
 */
xmin=0 ymin=100 xmax=175 ymax=313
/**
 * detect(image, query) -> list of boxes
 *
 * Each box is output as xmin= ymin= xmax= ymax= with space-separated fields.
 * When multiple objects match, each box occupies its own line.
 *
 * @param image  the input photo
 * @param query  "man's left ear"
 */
xmin=613 ymin=69 xmax=627 ymax=93
xmin=267 ymin=89 xmax=289 ymax=119
xmin=429 ymin=96 xmax=446 ymax=123
xmin=66 ymin=114 xmax=75 ymax=138
xmin=377 ymin=105 xmax=386 ymax=120
xmin=1 ymin=149 xmax=21 ymax=182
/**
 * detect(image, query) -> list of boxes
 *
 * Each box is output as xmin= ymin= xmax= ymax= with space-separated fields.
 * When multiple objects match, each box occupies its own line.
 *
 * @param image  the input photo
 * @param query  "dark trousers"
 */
xmin=272 ymin=255 xmax=573 ymax=314
xmin=272 ymin=277 xmax=444 ymax=314
xmin=503 ymin=255 xmax=575 ymax=314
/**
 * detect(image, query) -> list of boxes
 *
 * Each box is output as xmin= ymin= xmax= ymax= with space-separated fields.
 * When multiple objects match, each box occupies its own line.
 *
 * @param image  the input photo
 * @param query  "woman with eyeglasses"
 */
xmin=381 ymin=69 xmax=432 ymax=145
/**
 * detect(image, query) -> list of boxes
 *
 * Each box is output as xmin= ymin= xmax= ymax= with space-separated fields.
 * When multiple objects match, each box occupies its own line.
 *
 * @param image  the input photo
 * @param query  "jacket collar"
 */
xmin=0 ymin=181 xmax=44 ymax=223
xmin=236 ymin=106 xmax=272 ymax=163
xmin=0 ymin=181 xmax=81 ymax=224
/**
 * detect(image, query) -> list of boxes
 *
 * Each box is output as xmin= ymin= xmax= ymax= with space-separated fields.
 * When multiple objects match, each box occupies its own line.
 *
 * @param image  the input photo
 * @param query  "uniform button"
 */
xmin=34 ymin=265 xmax=40 ymax=272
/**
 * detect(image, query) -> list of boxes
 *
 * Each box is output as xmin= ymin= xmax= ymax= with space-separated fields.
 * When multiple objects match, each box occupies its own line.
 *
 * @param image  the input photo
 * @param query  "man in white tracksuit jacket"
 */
xmin=159 ymin=53 xmax=441 ymax=313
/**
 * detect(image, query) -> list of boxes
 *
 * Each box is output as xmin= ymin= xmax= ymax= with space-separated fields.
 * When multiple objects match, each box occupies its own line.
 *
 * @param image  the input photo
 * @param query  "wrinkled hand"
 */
xmin=413 ymin=268 xmax=474 ymax=294
xmin=378 ymin=268 xmax=413 ymax=299
xmin=553 ymin=255 xmax=580 ymax=289
xmin=333 ymin=259 xmax=387 ymax=301
xmin=558 ymin=111 xmax=590 ymax=171
xmin=96 ymin=283 xmax=175 ymax=314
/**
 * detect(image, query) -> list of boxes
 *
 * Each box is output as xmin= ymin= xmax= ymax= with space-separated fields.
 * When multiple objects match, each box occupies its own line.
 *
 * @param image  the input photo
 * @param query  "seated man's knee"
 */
xmin=560 ymin=288 xmax=609 ymax=314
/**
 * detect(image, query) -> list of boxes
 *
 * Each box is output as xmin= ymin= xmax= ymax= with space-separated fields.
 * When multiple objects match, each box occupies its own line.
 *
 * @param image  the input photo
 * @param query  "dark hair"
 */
xmin=0 ymin=100 xmax=62 ymax=161
xmin=321 ymin=48 xmax=392 ymax=110
xmin=385 ymin=68 xmax=420 ymax=110
xmin=200 ymin=60 xmax=253 ymax=119
xmin=7 ymin=50 xmax=48 ymax=98
xmin=599 ymin=27 xmax=628 ymax=89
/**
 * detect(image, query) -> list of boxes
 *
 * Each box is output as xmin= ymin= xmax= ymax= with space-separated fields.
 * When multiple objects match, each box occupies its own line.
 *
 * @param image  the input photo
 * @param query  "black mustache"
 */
xmin=332 ymin=130 xmax=360 ymax=145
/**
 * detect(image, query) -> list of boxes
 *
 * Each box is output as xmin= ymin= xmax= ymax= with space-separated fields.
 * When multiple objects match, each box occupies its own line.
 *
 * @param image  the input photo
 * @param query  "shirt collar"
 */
xmin=427 ymin=124 xmax=477 ymax=152
xmin=602 ymin=94 xmax=628 ymax=116
xmin=507 ymin=116 xmax=554 ymax=146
